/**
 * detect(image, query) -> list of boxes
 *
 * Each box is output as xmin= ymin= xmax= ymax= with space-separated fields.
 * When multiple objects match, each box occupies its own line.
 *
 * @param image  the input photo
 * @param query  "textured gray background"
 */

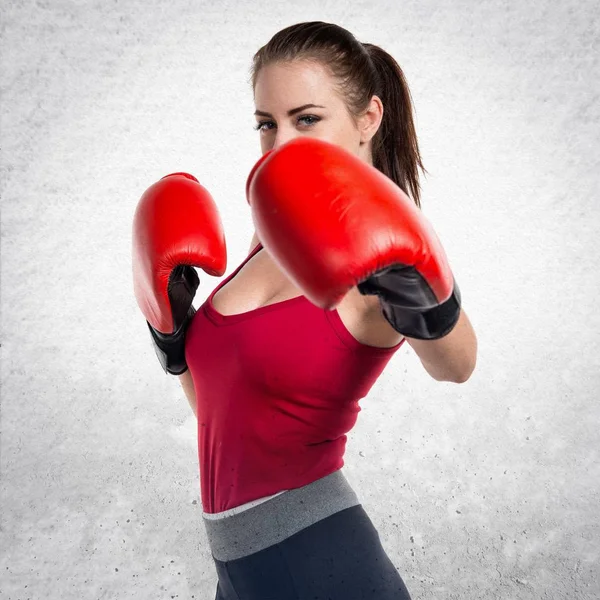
xmin=1 ymin=0 xmax=599 ymax=598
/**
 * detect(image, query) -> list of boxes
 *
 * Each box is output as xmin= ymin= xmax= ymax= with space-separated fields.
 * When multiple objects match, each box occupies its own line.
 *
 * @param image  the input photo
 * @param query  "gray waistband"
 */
xmin=203 ymin=469 xmax=360 ymax=562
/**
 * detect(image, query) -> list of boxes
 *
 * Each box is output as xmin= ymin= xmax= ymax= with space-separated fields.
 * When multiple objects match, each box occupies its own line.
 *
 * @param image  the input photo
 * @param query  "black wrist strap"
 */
xmin=147 ymin=306 xmax=196 ymax=375
xmin=380 ymin=283 xmax=462 ymax=340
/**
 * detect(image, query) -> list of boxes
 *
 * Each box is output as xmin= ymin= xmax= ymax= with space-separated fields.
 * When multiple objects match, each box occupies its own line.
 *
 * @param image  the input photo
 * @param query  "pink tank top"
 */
xmin=185 ymin=243 xmax=404 ymax=513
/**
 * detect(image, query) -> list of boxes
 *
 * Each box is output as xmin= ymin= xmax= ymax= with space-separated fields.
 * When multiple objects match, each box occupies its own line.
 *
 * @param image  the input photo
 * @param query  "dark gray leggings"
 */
xmin=212 ymin=504 xmax=412 ymax=600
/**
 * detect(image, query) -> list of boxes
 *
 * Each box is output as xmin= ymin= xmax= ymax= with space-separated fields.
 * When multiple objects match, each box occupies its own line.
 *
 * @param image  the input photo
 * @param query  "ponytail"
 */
xmin=363 ymin=43 xmax=426 ymax=208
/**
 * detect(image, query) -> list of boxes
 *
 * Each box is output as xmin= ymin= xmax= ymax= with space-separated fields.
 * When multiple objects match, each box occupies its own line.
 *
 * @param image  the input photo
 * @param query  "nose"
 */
xmin=272 ymin=127 xmax=300 ymax=151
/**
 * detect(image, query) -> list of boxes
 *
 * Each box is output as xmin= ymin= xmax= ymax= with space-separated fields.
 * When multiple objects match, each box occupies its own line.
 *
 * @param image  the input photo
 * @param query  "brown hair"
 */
xmin=250 ymin=21 xmax=426 ymax=208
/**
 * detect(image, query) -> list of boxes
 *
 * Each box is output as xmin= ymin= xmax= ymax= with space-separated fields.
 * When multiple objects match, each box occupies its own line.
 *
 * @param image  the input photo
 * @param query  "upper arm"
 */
xmin=404 ymin=309 xmax=477 ymax=383
xmin=178 ymin=370 xmax=197 ymax=417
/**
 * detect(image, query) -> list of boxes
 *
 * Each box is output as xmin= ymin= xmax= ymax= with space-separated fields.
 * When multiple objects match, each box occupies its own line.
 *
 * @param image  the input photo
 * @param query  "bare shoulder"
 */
xmin=336 ymin=286 xmax=404 ymax=349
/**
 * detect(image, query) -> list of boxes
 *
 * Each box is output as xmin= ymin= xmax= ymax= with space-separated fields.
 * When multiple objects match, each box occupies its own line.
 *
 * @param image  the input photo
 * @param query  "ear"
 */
xmin=358 ymin=95 xmax=384 ymax=145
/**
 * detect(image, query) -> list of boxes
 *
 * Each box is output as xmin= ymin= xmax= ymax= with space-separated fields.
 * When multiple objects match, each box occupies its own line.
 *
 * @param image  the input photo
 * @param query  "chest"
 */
xmin=211 ymin=248 xmax=403 ymax=349
xmin=212 ymin=249 xmax=301 ymax=315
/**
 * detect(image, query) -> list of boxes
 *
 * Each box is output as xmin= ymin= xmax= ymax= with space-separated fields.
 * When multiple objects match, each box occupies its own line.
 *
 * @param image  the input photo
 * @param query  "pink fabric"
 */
xmin=185 ymin=243 xmax=404 ymax=513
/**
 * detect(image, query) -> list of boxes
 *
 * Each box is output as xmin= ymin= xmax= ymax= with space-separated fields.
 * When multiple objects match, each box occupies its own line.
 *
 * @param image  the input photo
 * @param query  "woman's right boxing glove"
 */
xmin=132 ymin=172 xmax=227 ymax=375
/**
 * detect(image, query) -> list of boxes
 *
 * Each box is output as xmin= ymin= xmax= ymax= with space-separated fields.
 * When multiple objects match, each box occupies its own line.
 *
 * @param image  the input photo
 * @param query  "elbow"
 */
xmin=450 ymin=370 xmax=472 ymax=384
xmin=423 ymin=355 xmax=477 ymax=384
xmin=450 ymin=356 xmax=477 ymax=384
xmin=451 ymin=333 xmax=478 ymax=384
xmin=428 ymin=367 xmax=472 ymax=384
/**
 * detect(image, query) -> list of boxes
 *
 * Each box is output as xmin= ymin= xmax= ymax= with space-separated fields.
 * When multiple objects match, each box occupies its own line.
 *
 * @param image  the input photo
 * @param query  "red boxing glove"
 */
xmin=132 ymin=173 xmax=227 ymax=374
xmin=246 ymin=139 xmax=460 ymax=340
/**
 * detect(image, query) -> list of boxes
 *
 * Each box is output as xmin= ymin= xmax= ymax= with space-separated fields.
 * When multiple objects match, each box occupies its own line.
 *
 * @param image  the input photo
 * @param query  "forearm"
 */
xmin=178 ymin=370 xmax=197 ymax=417
xmin=405 ymin=309 xmax=477 ymax=383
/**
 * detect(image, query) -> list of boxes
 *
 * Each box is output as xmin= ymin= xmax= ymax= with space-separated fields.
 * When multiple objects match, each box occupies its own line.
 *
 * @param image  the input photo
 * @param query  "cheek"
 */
xmin=260 ymin=135 xmax=273 ymax=154
xmin=328 ymin=118 xmax=361 ymax=154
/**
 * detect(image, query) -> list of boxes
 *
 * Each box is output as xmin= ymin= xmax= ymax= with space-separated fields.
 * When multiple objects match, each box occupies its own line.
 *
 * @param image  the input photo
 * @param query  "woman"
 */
xmin=135 ymin=21 xmax=477 ymax=600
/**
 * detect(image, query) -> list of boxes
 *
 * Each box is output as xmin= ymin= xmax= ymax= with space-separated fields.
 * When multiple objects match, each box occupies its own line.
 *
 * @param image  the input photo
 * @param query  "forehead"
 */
xmin=254 ymin=60 xmax=341 ymax=107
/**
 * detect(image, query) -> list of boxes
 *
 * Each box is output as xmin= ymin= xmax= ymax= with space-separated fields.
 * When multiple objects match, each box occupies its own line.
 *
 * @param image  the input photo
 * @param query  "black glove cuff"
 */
xmin=147 ymin=306 xmax=196 ymax=375
xmin=380 ymin=282 xmax=462 ymax=340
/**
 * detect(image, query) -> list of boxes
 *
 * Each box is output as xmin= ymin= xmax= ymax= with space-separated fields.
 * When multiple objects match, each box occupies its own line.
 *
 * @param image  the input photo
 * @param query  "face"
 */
xmin=253 ymin=60 xmax=382 ymax=162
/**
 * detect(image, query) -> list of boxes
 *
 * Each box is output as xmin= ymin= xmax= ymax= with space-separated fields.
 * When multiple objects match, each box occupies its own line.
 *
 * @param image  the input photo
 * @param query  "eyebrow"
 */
xmin=254 ymin=104 xmax=326 ymax=118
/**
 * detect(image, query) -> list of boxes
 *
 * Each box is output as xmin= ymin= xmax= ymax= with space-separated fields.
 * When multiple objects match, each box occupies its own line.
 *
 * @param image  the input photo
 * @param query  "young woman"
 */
xmin=134 ymin=21 xmax=477 ymax=600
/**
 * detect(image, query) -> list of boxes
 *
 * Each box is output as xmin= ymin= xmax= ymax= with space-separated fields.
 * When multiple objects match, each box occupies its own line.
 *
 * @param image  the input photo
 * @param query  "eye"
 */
xmin=298 ymin=115 xmax=320 ymax=127
xmin=254 ymin=120 xmax=275 ymax=131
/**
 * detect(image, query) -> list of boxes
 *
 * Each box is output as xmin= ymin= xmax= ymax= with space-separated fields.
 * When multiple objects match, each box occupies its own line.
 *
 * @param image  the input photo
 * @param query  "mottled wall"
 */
xmin=1 ymin=0 xmax=598 ymax=598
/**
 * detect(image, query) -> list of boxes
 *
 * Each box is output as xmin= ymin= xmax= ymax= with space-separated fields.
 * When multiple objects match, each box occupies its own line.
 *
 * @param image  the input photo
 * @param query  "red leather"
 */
xmin=246 ymin=138 xmax=454 ymax=310
xmin=132 ymin=173 xmax=227 ymax=333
